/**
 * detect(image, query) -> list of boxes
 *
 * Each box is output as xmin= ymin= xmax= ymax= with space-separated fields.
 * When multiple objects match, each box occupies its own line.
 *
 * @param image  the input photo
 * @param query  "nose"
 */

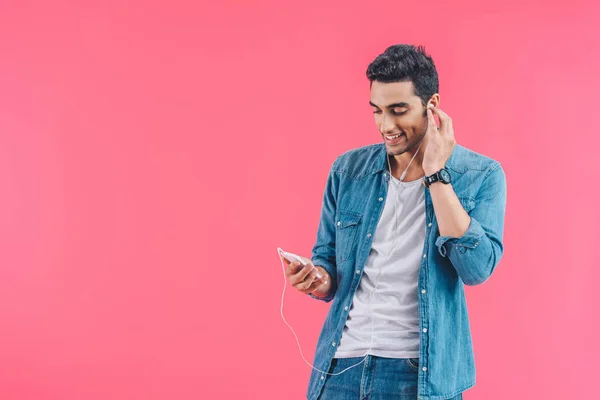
xmin=379 ymin=112 xmax=396 ymax=135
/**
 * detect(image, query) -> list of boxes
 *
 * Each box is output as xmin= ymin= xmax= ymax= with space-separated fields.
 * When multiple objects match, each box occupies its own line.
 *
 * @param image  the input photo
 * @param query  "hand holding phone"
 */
xmin=277 ymin=247 xmax=330 ymax=297
xmin=278 ymin=249 xmax=323 ymax=278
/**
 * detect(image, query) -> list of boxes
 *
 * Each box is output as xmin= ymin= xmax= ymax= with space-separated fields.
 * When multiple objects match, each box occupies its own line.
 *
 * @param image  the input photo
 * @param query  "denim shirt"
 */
xmin=306 ymin=142 xmax=507 ymax=400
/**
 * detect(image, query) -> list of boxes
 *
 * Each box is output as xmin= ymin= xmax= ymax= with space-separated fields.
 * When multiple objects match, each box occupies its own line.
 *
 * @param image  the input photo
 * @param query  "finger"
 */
xmin=299 ymin=274 xmax=328 ymax=294
xmin=293 ymin=268 xmax=315 ymax=291
xmin=289 ymin=262 xmax=316 ymax=285
xmin=426 ymin=107 xmax=439 ymax=133
xmin=431 ymin=106 xmax=455 ymax=140
xmin=280 ymin=254 xmax=292 ymax=267
xmin=311 ymin=274 xmax=328 ymax=290
xmin=430 ymin=106 xmax=451 ymax=131
xmin=285 ymin=260 xmax=304 ymax=278
xmin=295 ymin=268 xmax=324 ymax=292
xmin=282 ymin=257 xmax=293 ymax=275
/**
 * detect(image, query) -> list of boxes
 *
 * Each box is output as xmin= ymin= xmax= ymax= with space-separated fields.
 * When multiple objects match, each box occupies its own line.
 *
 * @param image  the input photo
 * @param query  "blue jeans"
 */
xmin=316 ymin=355 xmax=463 ymax=400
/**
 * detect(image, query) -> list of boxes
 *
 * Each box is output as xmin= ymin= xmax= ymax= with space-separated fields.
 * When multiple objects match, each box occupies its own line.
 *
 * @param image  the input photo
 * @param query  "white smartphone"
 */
xmin=277 ymin=247 xmax=323 ymax=279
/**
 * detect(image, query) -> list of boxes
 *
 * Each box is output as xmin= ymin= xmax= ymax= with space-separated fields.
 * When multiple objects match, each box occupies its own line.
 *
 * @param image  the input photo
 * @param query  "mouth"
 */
xmin=383 ymin=133 xmax=405 ymax=145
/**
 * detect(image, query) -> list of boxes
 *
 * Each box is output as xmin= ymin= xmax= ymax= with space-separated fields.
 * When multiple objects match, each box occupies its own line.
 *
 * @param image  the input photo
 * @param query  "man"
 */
xmin=282 ymin=44 xmax=507 ymax=400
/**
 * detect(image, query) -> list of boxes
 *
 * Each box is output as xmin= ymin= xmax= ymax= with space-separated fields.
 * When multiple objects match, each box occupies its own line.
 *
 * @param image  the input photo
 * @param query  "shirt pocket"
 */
xmin=335 ymin=209 xmax=362 ymax=264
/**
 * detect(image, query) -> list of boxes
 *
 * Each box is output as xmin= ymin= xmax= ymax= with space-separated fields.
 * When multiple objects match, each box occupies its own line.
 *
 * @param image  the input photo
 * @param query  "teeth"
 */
xmin=387 ymin=134 xmax=402 ymax=139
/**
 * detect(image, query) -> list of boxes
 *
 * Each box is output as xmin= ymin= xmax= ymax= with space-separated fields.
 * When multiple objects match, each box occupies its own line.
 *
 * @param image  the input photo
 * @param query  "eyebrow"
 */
xmin=369 ymin=101 xmax=410 ymax=109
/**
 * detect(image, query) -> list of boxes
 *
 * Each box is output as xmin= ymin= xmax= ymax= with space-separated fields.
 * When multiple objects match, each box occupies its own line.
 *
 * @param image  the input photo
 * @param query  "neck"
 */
xmin=388 ymin=139 xmax=427 ymax=181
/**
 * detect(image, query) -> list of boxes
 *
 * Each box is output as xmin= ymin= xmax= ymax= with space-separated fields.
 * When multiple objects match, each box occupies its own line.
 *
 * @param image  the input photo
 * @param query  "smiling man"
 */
xmin=282 ymin=44 xmax=507 ymax=400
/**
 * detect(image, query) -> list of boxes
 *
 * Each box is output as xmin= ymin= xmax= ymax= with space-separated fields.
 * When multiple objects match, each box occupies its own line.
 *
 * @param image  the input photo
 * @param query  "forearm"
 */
xmin=428 ymin=182 xmax=493 ymax=285
xmin=429 ymin=163 xmax=507 ymax=286
xmin=428 ymin=182 xmax=471 ymax=238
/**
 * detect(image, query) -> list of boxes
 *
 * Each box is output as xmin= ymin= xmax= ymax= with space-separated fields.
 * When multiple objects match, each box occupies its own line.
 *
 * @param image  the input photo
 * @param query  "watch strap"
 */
xmin=422 ymin=168 xmax=450 ymax=188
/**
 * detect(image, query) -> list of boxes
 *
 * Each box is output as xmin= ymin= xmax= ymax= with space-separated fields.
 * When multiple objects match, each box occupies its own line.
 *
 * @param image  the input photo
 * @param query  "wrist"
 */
xmin=423 ymin=165 xmax=443 ymax=176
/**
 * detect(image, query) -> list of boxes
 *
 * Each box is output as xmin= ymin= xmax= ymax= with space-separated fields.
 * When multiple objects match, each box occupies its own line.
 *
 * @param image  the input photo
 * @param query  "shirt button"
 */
xmin=356 ymin=270 xmax=360 ymax=274
xmin=332 ymin=341 xmax=336 ymax=347
xmin=423 ymin=328 xmax=427 ymax=333
xmin=423 ymin=254 xmax=427 ymax=259
xmin=337 ymin=221 xmax=341 ymax=227
xmin=321 ymin=375 xmax=325 ymax=380
xmin=474 ymin=242 xmax=479 ymax=247
xmin=422 ymin=367 xmax=427 ymax=372
xmin=421 ymin=289 xmax=426 ymax=294
xmin=367 ymin=233 xmax=372 ymax=238
xmin=344 ymin=306 xmax=349 ymax=310
xmin=428 ymin=223 xmax=432 ymax=227
xmin=378 ymin=197 xmax=383 ymax=201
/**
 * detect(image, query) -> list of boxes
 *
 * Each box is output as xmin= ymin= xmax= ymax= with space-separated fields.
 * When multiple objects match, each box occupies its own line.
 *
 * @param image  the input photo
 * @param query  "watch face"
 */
xmin=440 ymin=169 xmax=451 ymax=182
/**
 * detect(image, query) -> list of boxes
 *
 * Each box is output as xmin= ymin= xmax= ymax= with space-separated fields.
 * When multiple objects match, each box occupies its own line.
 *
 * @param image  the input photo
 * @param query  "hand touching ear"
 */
xmin=422 ymin=105 xmax=456 ymax=176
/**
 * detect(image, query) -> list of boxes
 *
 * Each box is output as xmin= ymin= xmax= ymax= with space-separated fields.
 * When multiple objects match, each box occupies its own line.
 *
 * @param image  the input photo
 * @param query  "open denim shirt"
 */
xmin=306 ymin=142 xmax=507 ymax=400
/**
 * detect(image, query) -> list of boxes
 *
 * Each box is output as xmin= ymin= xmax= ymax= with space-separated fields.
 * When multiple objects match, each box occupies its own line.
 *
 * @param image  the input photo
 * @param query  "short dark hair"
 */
xmin=366 ymin=44 xmax=439 ymax=107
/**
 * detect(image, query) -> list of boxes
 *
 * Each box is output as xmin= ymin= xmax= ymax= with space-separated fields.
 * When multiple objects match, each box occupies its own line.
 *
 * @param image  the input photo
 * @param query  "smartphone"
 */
xmin=277 ymin=247 xmax=323 ymax=279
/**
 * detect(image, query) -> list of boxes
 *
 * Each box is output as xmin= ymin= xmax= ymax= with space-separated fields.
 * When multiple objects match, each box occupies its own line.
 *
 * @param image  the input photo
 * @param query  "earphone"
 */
xmin=277 ymin=249 xmax=380 ymax=376
xmin=277 ymin=135 xmax=425 ymax=376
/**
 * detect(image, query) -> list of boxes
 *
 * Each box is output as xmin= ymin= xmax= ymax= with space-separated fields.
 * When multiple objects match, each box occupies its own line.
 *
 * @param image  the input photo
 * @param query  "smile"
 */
xmin=385 ymin=133 xmax=402 ymax=139
xmin=384 ymin=133 xmax=405 ymax=144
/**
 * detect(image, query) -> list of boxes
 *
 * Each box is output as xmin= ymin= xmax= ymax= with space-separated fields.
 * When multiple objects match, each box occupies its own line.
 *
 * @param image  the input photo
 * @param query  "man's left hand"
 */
xmin=422 ymin=105 xmax=457 ymax=176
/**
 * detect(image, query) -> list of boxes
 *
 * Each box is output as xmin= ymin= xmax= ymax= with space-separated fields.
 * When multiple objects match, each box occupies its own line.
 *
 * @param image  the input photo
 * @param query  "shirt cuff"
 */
xmin=435 ymin=217 xmax=486 ymax=257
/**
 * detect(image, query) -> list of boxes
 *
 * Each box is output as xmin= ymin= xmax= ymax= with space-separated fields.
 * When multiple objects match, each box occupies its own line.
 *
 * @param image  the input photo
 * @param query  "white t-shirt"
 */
xmin=334 ymin=173 xmax=426 ymax=359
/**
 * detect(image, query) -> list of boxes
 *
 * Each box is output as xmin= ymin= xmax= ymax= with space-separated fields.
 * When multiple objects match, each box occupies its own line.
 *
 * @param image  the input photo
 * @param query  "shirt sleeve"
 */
xmin=435 ymin=162 xmax=507 ymax=286
xmin=308 ymin=157 xmax=340 ymax=302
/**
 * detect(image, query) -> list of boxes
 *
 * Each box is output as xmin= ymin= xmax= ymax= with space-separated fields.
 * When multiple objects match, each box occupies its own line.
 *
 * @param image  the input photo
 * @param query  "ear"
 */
xmin=427 ymin=94 xmax=440 ymax=108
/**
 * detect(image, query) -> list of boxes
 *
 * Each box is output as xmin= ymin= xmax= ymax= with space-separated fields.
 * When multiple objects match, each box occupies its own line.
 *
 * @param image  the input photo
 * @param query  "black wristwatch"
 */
xmin=422 ymin=168 xmax=452 ymax=188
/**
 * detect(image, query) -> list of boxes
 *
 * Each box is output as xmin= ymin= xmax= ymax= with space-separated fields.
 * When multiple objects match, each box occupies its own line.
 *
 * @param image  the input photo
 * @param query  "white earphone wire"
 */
xmin=277 ymin=136 xmax=426 ymax=376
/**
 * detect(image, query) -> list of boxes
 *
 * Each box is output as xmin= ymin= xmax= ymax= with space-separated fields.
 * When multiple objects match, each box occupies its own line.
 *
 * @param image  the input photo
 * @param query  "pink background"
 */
xmin=1 ymin=0 xmax=598 ymax=399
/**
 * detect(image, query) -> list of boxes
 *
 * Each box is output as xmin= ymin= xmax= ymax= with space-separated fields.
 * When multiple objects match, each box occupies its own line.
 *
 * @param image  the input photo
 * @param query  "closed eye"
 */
xmin=373 ymin=110 xmax=406 ymax=115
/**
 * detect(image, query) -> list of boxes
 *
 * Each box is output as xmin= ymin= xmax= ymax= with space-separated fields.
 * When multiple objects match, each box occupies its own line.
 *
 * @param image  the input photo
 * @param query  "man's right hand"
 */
xmin=281 ymin=255 xmax=332 ymax=298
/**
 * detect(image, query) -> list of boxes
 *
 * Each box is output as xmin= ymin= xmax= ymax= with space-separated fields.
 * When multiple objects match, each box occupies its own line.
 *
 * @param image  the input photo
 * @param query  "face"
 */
xmin=369 ymin=80 xmax=434 ymax=156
